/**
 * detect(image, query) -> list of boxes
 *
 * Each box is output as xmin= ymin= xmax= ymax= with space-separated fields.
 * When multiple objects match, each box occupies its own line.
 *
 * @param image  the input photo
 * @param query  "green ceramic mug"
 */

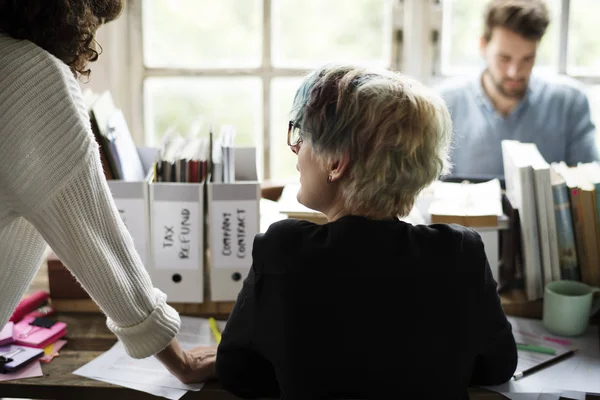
xmin=543 ymin=280 xmax=600 ymax=336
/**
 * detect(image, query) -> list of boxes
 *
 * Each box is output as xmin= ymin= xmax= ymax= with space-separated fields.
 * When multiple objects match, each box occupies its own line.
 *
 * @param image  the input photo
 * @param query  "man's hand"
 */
xmin=155 ymin=339 xmax=217 ymax=384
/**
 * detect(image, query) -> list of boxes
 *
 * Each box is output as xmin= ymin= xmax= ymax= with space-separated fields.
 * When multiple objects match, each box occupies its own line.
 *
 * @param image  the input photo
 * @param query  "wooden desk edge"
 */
xmin=0 ymin=349 xmax=511 ymax=400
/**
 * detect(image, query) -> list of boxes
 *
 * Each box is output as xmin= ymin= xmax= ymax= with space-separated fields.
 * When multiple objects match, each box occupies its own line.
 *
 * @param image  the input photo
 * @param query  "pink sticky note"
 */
xmin=52 ymin=339 xmax=67 ymax=352
xmin=40 ymin=340 xmax=67 ymax=363
xmin=0 ymin=361 xmax=43 ymax=382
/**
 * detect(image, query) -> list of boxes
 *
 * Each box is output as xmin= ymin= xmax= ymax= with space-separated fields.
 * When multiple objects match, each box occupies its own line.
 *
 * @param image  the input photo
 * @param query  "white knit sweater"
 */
xmin=0 ymin=34 xmax=180 ymax=359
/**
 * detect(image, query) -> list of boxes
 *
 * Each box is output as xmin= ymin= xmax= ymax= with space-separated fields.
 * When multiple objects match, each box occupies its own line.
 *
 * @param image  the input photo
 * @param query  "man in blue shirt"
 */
xmin=438 ymin=0 xmax=599 ymax=180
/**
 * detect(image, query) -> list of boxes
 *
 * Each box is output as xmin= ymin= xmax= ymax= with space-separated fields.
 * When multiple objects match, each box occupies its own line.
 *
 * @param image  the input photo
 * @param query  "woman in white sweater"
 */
xmin=0 ymin=0 xmax=215 ymax=383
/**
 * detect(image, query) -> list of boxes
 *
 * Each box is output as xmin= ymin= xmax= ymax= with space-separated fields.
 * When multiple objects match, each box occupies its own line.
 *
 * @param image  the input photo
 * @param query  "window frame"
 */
xmin=436 ymin=0 xmax=600 ymax=84
xmin=127 ymin=0 xmax=400 ymax=180
xmin=126 ymin=0 xmax=600 ymax=180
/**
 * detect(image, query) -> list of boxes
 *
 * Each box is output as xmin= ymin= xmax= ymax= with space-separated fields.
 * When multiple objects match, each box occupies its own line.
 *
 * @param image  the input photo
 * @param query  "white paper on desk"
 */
xmin=73 ymin=317 xmax=223 ymax=392
xmin=278 ymin=184 xmax=319 ymax=215
xmin=513 ymin=330 xmax=574 ymax=373
xmin=497 ymin=394 xmax=562 ymax=400
xmin=98 ymin=377 xmax=188 ymax=400
xmin=483 ymin=317 xmax=600 ymax=397
xmin=497 ymin=391 xmax=577 ymax=400
xmin=73 ymin=341 xmax=204 ymax=391
xmin=260 ymin=198 xmax=286 ymax=233
xmin=561 ymin=390 xmax=587 ymax=400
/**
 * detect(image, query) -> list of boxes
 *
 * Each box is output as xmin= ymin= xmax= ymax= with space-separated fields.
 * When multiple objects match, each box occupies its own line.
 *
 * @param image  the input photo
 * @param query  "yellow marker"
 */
xmin=209 ymin=317 xmax=221 ymax=344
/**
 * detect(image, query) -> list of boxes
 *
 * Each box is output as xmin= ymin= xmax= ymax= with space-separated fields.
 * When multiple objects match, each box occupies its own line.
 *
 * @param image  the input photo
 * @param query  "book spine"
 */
xmin=553 ymin=183 xmax=580 ymax=281
xmin=569 ymin=188 xmax=588 ymax=283
xmin=579 ymin=188 xmax=600 ymax=286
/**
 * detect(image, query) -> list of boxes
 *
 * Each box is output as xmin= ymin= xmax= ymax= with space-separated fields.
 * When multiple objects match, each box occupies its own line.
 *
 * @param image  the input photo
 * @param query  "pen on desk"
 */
xmin=516 ymin=343 xmax=556 ymax=355
xmin=513 ymin=349 xmax=578 ymax=380
xmin=208 ymin=317 xmax=221 ymax=344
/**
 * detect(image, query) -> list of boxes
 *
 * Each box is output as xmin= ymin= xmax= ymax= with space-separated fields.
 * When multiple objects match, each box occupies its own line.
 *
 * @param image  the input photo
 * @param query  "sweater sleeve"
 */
xmin=0 ymin=39 xmax=180 ymax=358
xmin=27 ymin=151 xmax=181 ymax=359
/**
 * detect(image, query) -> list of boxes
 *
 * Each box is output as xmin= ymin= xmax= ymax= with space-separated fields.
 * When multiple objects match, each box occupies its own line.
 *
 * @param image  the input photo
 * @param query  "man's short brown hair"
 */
xmin=483 ymin=0 xmax=550 ymax=41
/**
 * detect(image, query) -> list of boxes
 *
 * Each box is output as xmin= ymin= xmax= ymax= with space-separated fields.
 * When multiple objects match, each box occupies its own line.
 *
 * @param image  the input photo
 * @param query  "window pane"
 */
xmin=270 ymin=77 xmax=304 ymax=181
xmin=441 ymin=0 xmax=560 ymax=74
xmin=143 ymin=0 xmax=262 ymax=68
xmin=567 ymin=0 xmax=600 ymax=75
xmin=587 ymin=86 xmax=600 ymax=144
xmin=272 ymin=0 xmax=391 ymax=68
xmin=144 ymin=78 xmax=263 ymax=151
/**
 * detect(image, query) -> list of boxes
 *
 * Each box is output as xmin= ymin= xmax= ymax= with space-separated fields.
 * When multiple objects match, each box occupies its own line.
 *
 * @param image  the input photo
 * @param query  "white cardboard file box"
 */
xmin=107 ymin=147 xmax=156 ymax=266
xmin=207 ymin=182 xmax=260 ymax=301
xmin=207 ymin=147 xmax=260 ymax=301
xmin=108 ymin=180 xmax=150 ymax=266
xmin=149 ymin=182 xmax=205 ymax=303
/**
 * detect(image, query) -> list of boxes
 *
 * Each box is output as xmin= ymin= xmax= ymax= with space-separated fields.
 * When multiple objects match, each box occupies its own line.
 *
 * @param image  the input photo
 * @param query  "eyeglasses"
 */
xmin=287 ymin=120 xmax=303 ymax=147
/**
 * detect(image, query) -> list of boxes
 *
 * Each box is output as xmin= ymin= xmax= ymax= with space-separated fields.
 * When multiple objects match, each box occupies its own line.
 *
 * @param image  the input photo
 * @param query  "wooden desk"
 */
xmin=0 ymin=312 xmax=510 ymax=400
xmin=5 ymin=263 xmax=597 ymax=399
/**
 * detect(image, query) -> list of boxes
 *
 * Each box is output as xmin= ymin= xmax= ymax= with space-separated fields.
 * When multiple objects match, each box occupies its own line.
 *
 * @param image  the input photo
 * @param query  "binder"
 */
xmin=0 ymin=345 xmax=44 ymax=373
xmin=149 ymin=181 xmax=205 ymax=303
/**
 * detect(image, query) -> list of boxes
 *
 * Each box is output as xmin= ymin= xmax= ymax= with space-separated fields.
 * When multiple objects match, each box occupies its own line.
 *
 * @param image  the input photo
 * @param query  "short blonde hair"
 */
xmin=290 ymin=64 xmax=452 ymax=217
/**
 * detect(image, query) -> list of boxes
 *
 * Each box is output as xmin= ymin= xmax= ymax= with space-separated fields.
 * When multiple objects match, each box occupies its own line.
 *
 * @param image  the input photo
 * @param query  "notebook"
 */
xmin=12 ymin=316 xmax=67 ymax=349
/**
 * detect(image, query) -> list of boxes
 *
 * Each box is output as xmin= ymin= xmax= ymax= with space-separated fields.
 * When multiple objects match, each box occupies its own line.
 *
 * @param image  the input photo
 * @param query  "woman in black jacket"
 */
xmin=216 ymin=64 xmax=517 ymax=399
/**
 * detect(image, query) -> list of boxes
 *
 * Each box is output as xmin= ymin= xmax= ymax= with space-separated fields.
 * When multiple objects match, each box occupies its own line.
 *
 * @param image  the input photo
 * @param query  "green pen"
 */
xmin=516 ymin=343 xmax=557 ymax=355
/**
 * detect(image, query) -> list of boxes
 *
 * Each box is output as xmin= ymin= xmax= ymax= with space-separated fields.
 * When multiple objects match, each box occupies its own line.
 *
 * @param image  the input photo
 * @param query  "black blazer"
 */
xmin=216 ymin=216 xmax=517 ymax=399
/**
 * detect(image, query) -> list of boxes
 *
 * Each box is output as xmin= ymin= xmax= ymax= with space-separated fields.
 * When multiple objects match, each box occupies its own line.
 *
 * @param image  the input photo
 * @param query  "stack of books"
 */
xmin=502 ymin=140 xmax=600 ymax=301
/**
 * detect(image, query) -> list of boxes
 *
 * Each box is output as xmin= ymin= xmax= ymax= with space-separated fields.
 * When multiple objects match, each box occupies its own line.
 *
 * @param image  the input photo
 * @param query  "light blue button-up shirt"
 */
xmin=437 ymin=73 xmax=600 ymax=179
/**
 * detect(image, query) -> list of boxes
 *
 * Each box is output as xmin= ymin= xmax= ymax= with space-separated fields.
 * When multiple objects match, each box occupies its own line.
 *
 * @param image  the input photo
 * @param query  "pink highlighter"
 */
xmin=12 ymin=316 xmax=67 ymax=349
xmin=9 ymin=291 xmax=49 ymax=323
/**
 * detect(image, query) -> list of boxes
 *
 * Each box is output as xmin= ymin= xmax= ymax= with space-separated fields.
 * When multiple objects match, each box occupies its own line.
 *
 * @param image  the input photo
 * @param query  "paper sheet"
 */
xmin=0 ymin=361 xmax=43 ymax=382
xmin=484 ymin=317 xmax=600 ymax=398
xmin=428 ymin=179 xmax=503 ymax=218
xmin=97 ymin=376 xmax=188 ymax=400
xmin=73 ymin=317 xmax=225 ymax=399
xmin=512 ymin=330 xmax=574 ymax=373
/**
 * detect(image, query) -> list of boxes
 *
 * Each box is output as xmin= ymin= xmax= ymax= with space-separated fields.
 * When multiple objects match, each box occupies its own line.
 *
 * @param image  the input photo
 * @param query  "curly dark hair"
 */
xmin=0 ymin=0 xmax=124 ymax=77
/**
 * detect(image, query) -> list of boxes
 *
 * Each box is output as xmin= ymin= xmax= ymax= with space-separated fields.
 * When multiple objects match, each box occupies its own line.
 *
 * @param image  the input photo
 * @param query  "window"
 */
xmin=441 ymin=0 xmax=561 ymax=74
xmin=588 ymin=86 xmax=600 ymax=131
xmin=567 ymin=0 xmax=600 ymax=76
xmin=130 ymin=0 xmax=393 ymax=180
xmin=128 ymin=0 xmax=600 ymax=179
xmin=439 ymin=0 xmax=600 ymax=138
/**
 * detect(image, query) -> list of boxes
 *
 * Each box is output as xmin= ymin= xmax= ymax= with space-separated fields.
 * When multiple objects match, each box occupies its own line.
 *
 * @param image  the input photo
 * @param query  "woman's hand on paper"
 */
xmin=179 ymin=345 xmax=218 ymax=383
xmin=155 ymin=339 xmax=217 ymax=384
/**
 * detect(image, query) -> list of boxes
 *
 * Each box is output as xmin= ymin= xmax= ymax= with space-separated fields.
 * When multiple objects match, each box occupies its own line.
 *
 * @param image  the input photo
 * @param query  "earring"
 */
xmin=327 ymin=175 xmax=332 ymax=184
